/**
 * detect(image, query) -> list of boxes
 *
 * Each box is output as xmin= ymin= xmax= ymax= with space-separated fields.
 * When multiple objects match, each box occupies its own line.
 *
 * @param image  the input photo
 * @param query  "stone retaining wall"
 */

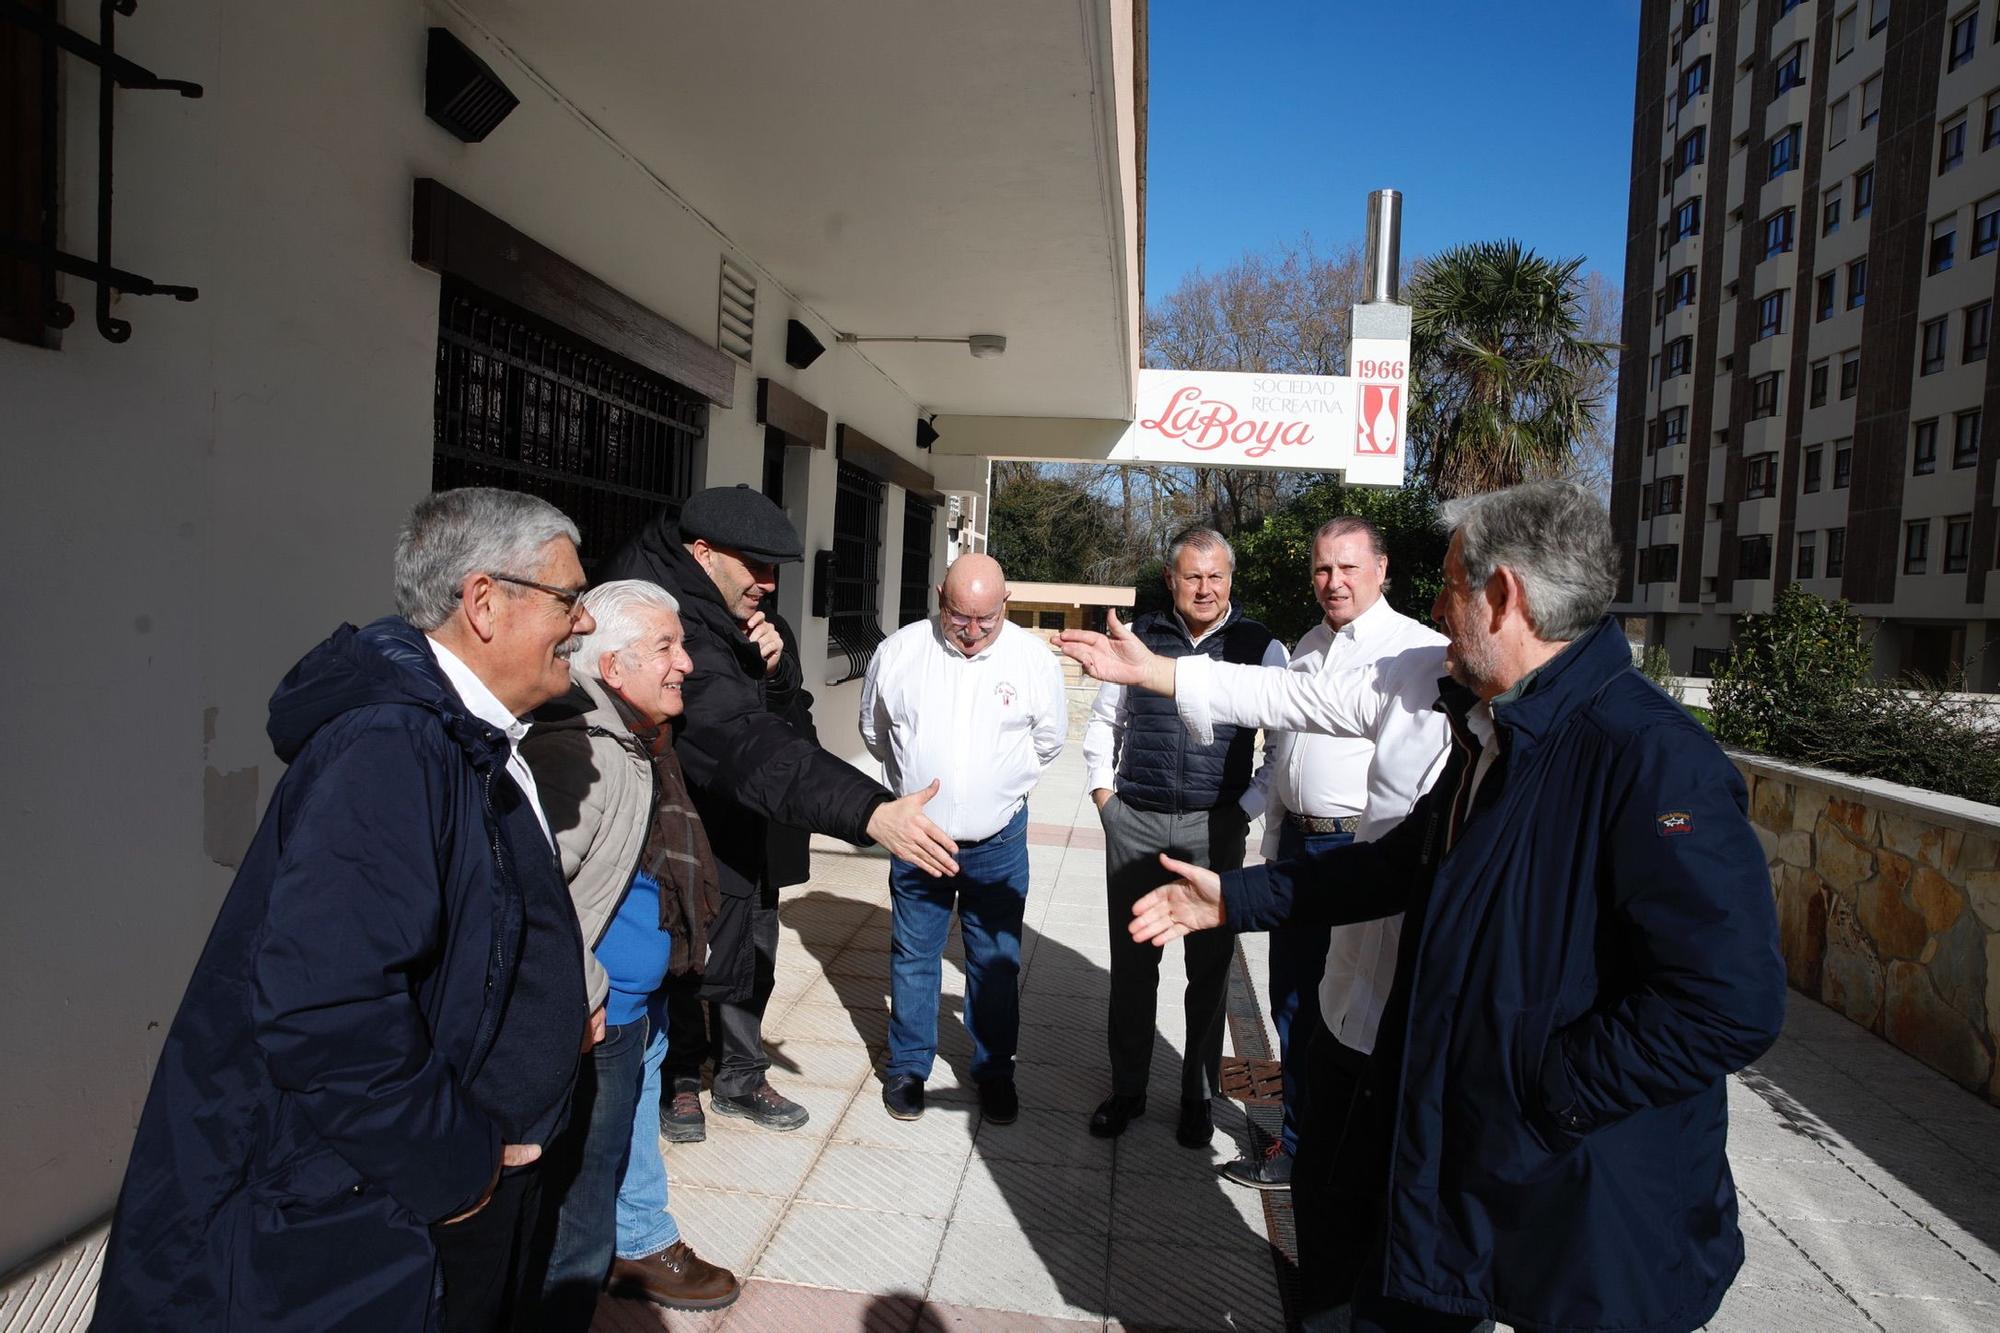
xmin=1740 ymin=754 xmax=2000 ymax=1104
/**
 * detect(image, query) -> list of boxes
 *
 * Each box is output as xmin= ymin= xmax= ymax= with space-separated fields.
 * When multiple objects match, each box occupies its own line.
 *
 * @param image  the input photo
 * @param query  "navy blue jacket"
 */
xmin=92 ymin=618 xmax=583 ymax=1333
xmin=1224 ymin=618 xmax=1786 ymax=1333
xmin=1114 ymin=605 xmax=1276 ymax=812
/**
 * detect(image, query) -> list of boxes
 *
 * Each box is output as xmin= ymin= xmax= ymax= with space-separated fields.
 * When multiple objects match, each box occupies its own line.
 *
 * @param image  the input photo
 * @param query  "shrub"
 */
xmin=1638 ymin=644 xmax=1683 ymax=703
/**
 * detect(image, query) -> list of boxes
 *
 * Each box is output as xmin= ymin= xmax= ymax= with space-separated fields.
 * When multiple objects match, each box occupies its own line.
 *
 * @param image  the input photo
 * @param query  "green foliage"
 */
xmin=1230 ymin=479 xmax=1448 ymax=646
xmin=1638 ymin=644 xmax=1684 ymax=703
xmin=986 ymin=471 xmax=1122 ymax=584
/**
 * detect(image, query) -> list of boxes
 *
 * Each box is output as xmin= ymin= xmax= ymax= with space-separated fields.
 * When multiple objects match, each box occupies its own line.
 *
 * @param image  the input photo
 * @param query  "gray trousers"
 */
xmin=1100 ymin=796 xmax=1249 ymax=1101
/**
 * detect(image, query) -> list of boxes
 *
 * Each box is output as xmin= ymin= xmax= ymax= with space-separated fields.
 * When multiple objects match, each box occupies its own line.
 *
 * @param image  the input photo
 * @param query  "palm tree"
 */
xmin=1404 ymin=241 xmax=1618 ymax=497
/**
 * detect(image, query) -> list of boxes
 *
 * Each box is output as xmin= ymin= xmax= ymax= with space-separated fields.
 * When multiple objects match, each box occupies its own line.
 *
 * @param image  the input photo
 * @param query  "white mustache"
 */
xmin=556 ymin=635 xmax=582 ymax=659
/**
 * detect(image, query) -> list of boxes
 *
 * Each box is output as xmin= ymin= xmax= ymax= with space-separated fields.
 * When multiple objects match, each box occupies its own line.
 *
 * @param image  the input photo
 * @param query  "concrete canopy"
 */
xmin=448 ymin=0 xmax=1143 ymax=421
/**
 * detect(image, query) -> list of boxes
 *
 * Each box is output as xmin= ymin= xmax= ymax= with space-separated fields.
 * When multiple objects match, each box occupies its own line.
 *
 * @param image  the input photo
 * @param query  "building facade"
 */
xmin=1613 ymin=0 xmax=2000 ymax=686
xmin=0 ymin=0 xmax=1143 ymax=1276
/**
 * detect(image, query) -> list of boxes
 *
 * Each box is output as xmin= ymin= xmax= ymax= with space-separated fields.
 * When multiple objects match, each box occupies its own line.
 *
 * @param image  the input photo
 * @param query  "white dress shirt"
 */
xmin=1082 ymin=610 xmax=1288 ymax=815
xmin=426 ymin=636 xmax=556 ymax=851
xmin=859 ymin=619 xmax=1068 ymax=843
xmin=1174 ymin=599 xmax=1450 ymax=1053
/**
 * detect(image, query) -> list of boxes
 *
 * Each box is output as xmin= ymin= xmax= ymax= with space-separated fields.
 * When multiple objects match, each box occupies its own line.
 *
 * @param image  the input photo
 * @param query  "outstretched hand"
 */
xmin=868 ymin=778 xmax=962 ymax=877
xmin=1056 ymin=610 xmax=1174 ymax=695
xmin=1129 ymin=853 xmax=1226 ymax=946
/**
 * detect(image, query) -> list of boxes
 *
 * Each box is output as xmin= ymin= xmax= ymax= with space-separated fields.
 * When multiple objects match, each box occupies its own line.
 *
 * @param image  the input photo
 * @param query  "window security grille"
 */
xmin=828 ymin=461 xmax=886 ymax=683
xmin=433 ymin=281 xmax=702 ymax=569
xmin=900 ymin=497 xmax=935 ymax=627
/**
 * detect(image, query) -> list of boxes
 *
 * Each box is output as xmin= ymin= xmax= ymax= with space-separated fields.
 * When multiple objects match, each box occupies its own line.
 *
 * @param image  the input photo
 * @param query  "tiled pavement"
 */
xmin=5 ymin=756 xmax=1999 ymax=1330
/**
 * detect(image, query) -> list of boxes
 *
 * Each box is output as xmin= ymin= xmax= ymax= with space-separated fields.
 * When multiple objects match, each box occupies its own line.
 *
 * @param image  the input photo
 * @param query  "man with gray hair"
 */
xmin=525 ymin=580 xmax=739 ymax=1322
xmin=95 ymin=488 xmax=600 ymax=1333
xmin=1080 ymin=525 xmax=1286 ymax=1149
xmin=1077 ymin=482 xmax=1787 ymax=1333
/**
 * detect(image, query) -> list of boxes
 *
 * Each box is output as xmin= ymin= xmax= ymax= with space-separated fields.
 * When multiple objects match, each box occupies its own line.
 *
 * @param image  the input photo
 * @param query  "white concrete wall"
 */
xmin=0 ymin=0 xmax=935 ymax=1271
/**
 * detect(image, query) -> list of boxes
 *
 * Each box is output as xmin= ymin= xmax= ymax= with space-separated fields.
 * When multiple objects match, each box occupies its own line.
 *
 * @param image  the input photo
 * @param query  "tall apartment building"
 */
xmin=1612 ymin=0 xmax=2000 ymax=686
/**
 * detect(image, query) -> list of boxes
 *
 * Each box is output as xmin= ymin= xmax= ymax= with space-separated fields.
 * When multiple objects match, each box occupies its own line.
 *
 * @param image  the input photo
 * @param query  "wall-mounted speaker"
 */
xmin=786 ymin=319 xmax=826 ymax=370
xmin=811 ymin=549 xmax=837 ymax=618
xmin=426 ymin=29 xmax=519 ymax=144
xmin=916 ymin=419 xmax=939 ymax=451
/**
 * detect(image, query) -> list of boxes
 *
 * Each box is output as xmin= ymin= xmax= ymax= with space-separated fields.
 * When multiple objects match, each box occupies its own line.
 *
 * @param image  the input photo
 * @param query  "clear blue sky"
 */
xmin=1145 ymin=0 xmax=1643 ymax=297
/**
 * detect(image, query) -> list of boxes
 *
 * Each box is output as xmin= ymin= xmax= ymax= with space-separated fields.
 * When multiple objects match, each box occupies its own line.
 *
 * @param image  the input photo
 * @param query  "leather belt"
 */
xmin=1287 ymin=812 xmax=1360 ymax=835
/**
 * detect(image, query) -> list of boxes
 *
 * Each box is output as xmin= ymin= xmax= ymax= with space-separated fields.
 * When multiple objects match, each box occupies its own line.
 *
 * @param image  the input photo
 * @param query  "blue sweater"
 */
xmin=596 ymin=869 xmax=673 ymax=1027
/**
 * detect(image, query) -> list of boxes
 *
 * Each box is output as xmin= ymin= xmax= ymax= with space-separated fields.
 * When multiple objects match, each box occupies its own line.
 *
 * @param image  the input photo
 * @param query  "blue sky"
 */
xmin=1145 ymin=0 xmax=1643 ymax=297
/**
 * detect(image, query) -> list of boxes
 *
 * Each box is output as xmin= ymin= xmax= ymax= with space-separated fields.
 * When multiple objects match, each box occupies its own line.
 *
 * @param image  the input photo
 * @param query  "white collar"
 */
xmin=1327 ymin=594 xmax=1395 ymax=643
xmin=426 ymin=636 xmax=531 ymax=744
xmin=1173 ymin=609 xmax=1230 ymax=646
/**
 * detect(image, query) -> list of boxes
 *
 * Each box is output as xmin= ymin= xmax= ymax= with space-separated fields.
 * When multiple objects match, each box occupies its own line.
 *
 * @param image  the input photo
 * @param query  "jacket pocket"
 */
xmin=1512 ymin=1002 xmax=1582 ymax=1154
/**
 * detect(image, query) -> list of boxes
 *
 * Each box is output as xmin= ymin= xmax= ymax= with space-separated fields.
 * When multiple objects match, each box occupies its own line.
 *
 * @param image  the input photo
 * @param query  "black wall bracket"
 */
xmin=0 ymin=0 xmax=202 ymax=342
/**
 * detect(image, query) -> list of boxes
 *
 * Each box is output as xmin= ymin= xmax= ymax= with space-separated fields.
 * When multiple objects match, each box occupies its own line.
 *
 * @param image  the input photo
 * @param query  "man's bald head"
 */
xmin=937 ymin=553 xmax=1010 ymax=655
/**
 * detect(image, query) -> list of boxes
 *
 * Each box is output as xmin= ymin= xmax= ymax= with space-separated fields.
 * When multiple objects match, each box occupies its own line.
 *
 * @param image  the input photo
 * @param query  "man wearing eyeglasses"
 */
xmin=860 ymin=554 xmax=1067 ymax=1123
xmin=601 ymin=486 xmax=960 ymax=1138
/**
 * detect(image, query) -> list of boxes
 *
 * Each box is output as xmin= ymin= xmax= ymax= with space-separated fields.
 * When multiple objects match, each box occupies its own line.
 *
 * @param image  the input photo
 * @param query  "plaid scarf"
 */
xmin=632 ymin=722 xmax=721 ymax=977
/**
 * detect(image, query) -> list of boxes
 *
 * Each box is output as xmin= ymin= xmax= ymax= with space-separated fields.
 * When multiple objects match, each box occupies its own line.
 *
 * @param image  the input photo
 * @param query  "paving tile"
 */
xmin=975 ymin=1106 xmax=1119 ymax=1170
xmin=1016 ymin=1022 xmax=1108 ymax=1069
xmin=664 ymin=1126 xmax=828 ymax=1196
xmin=764 ymin=1036 xmax=878 ymax=1088
xmin=1012 ymin=1059 xmax=1110 ymax=1113
xmin=828 ymin=947 xmax=897 ymax=979
xmin=1728 ymin=1199 xmax=1853 ymax=1297
xmin=798 ymin=1141 xmax=970 ymax=1218
xmin=755 ymin=1201 xmax=946 ymax=1293
xmin=953 ymin=1157 xmax=1113 ymax=1235
xmin=1733 ymin=1158 xmax=1915 ymax=1226
xmin=702 ymin=1078 xmax=857 ymax=1141
xmin=912 ymin=1302 xmax=1104 ymax=1331
xmin=1110 ymin=1167 xmax=1271 ymax=1253
xmin=1104 ymin=1237 xmax=1282 ymax=1332
xmin=1779 ymin=1216 xmax=2000 ymax=1321
xmin=1019 ymin=990 xmax=1110 ymax=1029
xmin=711 ymin=1278 xmax=924 ymax=1332
xmin=794 ymin=972 xmax=897 ymax=1010
xmin=1027 ymin=967 xmax=1115 ymax=1001
xmin=1699 ymin=1279 xmax=1879 ymax=1331
xmin=927 ymin=1220 xmax=1109 ymax=1321
xmin=773 ymin=1000 xmax=891 ymax=1047
xmin=834 ymin=1083 xmax=984 ymax=1154
xmin=662 ymin=1184 xmax=789 ymax=1275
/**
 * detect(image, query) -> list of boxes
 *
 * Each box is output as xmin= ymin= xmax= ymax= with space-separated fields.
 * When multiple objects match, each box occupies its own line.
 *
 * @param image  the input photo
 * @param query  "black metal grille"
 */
xmin=433 ymin=280 xmax=703 ymax=569
xmin=899 ymin=497 xmax=935 ymax=627
xmin=828 ymin=461 xmax=885 ymax=683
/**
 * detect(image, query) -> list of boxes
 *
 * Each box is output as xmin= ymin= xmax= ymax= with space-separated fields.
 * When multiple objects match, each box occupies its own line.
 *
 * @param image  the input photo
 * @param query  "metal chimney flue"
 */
xmin=1363 ymin=189 xmax=1403 ymax=303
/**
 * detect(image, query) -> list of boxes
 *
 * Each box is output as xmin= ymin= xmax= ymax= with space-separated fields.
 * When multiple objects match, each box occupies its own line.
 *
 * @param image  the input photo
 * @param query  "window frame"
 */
xmin=1946 ymin=515 xmax=1973 ymax=574
xmin=1905 ymin=518 xmax=1932 ymax=576
xmin=1751 ymin=372 xmax=1782 ymax=418
xmin=1941 ymin=113 xmax=1969 ymax=173
xmin=1914 ymin=417 xmax=1941 ymax=475
xmin=1834 ymin=440 xmax=1854 ymax=488
xmin=1804 ymin=444 xmax=1825 ymax=492
xmin=1798 ymin=530 xmax=1819 ymax=579
xmin=1757 ymin=290 xmax=1787 ymax=339
xmin=1922 ymin=316 xmax=1950 ymax=374
xmin=1848 ymin=257 xmax=1868 ymax=308
xmin=1855 ymin=165 xmax=1876 ymax=217
xmin=1955 ymin=409 xmax=1983 ymax=469
xmin=1965 ymin=299 xmax=1992 ymax=361
xmin=1949 ymin=8 xmax=1978 ymax=70
xmin=1827 ymin=526 xmax=1848 ymax=577
xmin=1931 ymin=218 xmax=1959 ymax=274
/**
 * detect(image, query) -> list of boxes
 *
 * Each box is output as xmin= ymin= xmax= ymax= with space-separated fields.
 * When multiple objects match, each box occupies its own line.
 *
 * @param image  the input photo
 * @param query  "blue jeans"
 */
xmin=539 ymin=1015 xmax=648 ymax=1332
xmin=886 ymin=805 xmax=1030 ymax=1084
xmin=1270 ymin=821 xmax=1349 ymax=1155
xmin=616 ymin=1010 xmax=682 ymax=1259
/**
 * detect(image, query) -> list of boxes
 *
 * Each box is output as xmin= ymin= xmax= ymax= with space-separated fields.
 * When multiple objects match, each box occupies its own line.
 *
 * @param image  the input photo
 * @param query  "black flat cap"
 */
xmin=678 ymin=484 xmax=803 ymax=564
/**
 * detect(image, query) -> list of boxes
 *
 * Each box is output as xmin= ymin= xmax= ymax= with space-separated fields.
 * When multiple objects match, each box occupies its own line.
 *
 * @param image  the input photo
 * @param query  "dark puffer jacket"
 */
xmin=1114 ymin=604 xmax=1277 ymax=813
xmin=599 ymin=516 xmax=888 ymax=1001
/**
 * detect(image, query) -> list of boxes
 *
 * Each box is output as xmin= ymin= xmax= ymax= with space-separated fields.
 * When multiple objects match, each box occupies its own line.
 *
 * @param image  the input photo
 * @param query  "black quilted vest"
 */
xmin=1115 ymin=605 xmax=1275 ymax=813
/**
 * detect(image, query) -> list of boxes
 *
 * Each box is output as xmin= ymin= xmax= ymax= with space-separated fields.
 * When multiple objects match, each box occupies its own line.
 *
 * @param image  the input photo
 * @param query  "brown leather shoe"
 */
xmin=607 ymin=1240 xmax=741 ymax=1312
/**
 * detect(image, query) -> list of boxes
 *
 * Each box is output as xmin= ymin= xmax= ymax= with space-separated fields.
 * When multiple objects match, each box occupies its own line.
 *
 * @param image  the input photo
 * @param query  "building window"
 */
xmin=1641 ymin=482 xmax=1654 ymax=520
xmin=431 ymin=280 xmax=702 ymax=566
xmin=1955 ymin=410 xmax=1983 ymax=468
xmin=1828 ymin=526 xmax=1848 ymax=576
xmin=1673 ymin=198 xmax=1702 ymax=242
xmin=1685 ymin=0 xmax=1712 ymax=36
xmin=2 ymin=3 xmax=58 ymax=350
xmin=1847 ymin=257 xmax=1868 ymax=308
xmin=1643 ymin=544 xmax=1681 ymax=584
xmin=1914 ymin=418 xmax=1940 ymax=474
xmin=1657 ymin=474 xmax=1685 ymax=514
xmin=1768 ymin=126 xmax=1802 ymax=179
xmin=1931 ymin=219 xmax=1958 ymax=274
xmin=1663 ymin=406 xmax=1689 ymax=450
xmin=1774 ymin=42 xmax=1807 ymax=95
xmin=1798 ymin=530 xmax=1819 ymax=579
xmin=1941 ymin=113 xmax=1969 ymax=173
xmin=1835 ymin=439 xmax=1854 ymax=487
xmin=1836 ymin=6 xmax=1858 ymax=60
xmin=1975 ymin=194 xmax=2000 ymax=255
xmin=1987 ymin=95 xmax=2000 ymax=150
xmin=1839 ymin=350 xmax=1861 ymax=399
xmin=1861 ymin=74 xmax=1882 ymax=128
xmin=1966 ymin=300 xmax=1992 ymax=360
xmin=1745 ymin=453 xmax=1779 ymax=498
xmin=828 ymin=461 xmax=887 ymax=683
xmin=1805 ymin=445 xmax=1825 ymax=492
xmin=1817 ymin=271 xmax=1837 ymax=321
xmin=1680 ymin=55 xmax=1712 ymax=107
xmin=1949 ymin=8 xmax=1978 ymax=70
xmin=1777 ymin=0 xmax=1804 ymax=16
xmin=1751 ymin=372 xmax=1782 ymax=418
xmin=1855 ymin=165 xmax=1875 ymax=216
xmin=1757 ymin=291 xmax=1787 ymax=339
xmin=1922 ymin=316 xmax=1950 ymax=374
xmin=1675 ymin=127 xmax=1707 ymax=176
xmin=898 ymin=496 xmax=935 ymax=627
xmin=1869 ymin=0 xmax=1889 ymax=38
xmin=1664 ymin=337 xmax=1694 ymax=379
xmin=1824 ymin=185 xmax=1844 ymax=234
xmin=1739 ymin=534 xmax=1775 ymax=579
xmin=1946 ymin=515 xmax=1973 ymax=573
xmin=1763 ymin=208 xmax=1795 ymax=258
xmin=1810 ymin=358 xmax=1830 ymax=406
xmin=1669 ymin=267 xmax=1698 ymax=310
xmin=1905 ymin=519 xmax=1931 ymax=575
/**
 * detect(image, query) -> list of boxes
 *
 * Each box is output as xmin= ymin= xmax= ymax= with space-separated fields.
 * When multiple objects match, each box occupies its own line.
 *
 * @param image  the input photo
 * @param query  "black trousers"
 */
xmin=1293 ymin=1008 xmax=1368 ymax=1331
xmin=663 ymin=900 xmax=779 ymax=1098
xmin=430 ymin=1166 xmax=543 ymax=1333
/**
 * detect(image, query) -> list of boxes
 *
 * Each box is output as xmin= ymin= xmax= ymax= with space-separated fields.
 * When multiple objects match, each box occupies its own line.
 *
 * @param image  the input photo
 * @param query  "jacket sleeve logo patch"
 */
xmin=1657 ymin=810 xmax=1694 ymax=836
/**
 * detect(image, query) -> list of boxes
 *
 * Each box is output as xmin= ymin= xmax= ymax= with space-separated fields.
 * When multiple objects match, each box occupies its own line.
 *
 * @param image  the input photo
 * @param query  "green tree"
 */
xmin=1709 ymin=585 xmax=1872 ymax=755
xmin=1406 ymin=241 xmax=1618 ymax=497
xmin=986 ymin=463 xmax=1123 ymax=584
xmin=1231 ymin=479 xmax=1448 ymax=646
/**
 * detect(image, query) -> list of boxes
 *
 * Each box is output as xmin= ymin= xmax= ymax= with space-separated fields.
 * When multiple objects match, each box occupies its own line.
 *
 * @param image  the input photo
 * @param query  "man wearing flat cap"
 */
xmin=602 ymin=486 xmax=959 ymax=1136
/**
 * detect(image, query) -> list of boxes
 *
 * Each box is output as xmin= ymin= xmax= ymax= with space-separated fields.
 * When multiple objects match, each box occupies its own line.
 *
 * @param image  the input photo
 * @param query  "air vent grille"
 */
xmin=718 ymin=258 xmax=755 ymax=364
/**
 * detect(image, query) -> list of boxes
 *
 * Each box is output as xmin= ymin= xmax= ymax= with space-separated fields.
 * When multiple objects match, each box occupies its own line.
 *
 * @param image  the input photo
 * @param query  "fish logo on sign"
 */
xmin=1356 ymin=384 xmax=1400 ymax=457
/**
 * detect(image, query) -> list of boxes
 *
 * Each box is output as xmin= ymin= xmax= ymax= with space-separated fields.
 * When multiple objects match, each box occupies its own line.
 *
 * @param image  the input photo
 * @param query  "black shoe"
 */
xmin=1088 ymin=1093 xmax=1147 ymax=1138
xmin=710 ymin=1080 xmax=810 ymax=1131
xmin=1219 ymin=1142 xmax=1293 ymax=1190
xmin=978 ymin=1080 xmax=1019 ymax=1125
xmin=660 ymin=1086 xmax=707 ymax=1144
xmin=1176 ymin=1097 xmax=1213 ymax=1149
xmin=882 ymin=1074 xmax=926 ymax=1121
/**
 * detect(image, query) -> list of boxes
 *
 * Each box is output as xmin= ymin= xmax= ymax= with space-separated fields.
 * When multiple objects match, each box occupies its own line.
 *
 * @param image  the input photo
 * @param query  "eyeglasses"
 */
xmin=941 ymin=601 xmax=1006 ymax=632
xmin=489 ymin=572 xmax=589 ymax=617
